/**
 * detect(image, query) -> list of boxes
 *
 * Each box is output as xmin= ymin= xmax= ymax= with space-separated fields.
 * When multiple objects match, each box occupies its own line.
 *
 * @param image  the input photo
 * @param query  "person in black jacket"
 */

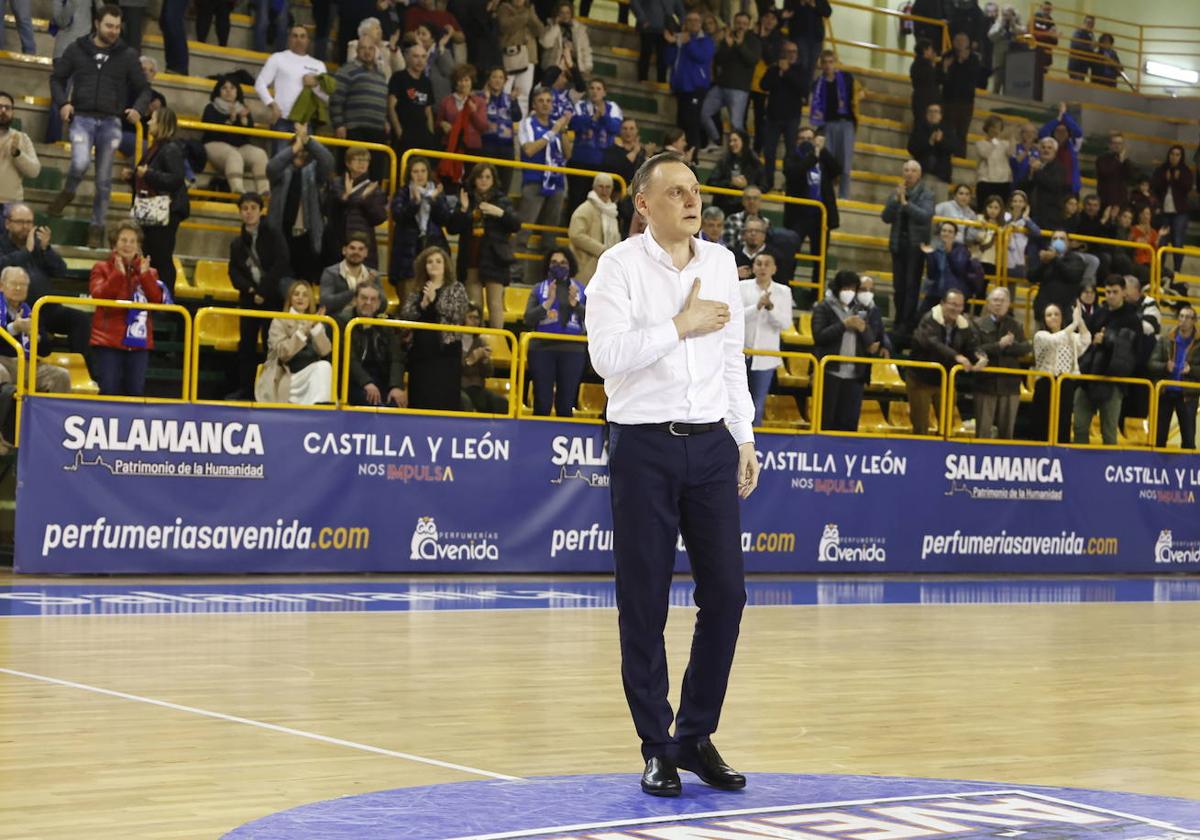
xmin=910 ymin=0 xmax=946 ymax=47
xmin=1073 ymin=275 xmax=1140 ymax=445
xmin=121 ymin=106 xmax=188 ymax=295
xmin=782 ymin=0 xmax=832 ymax=94
xmin=390 ymin=156 xmax=451 ymax=305
xmin=909 ymin=38 xmax=940 ymax=125
xmin=228 ymin=192 xmax=290 ymax=400
xmin=48 ymin=5 xmax=152 ymax=250
xmin=700 ymin=12 xmax=761 ymax=150
xmin=759 ymin=41 xmax=808 ymax=188
xmin=783 ymin=125 xmax=840 ymax=286
xmin=337 ymin=282 xmax=408 ymax=408
xmin=907 ymin=102 xmax=957 ymax=186
xmin=1022 ymin=135 xmax=1068 ymax=230
xmin=1031 ymin=230 xmax=1085 ymax=325
xmin=706 ymin=130 xmax=765 ymax=215
xmin=939 ymin=32 xmax=980 ymax=157
xmin=446 ymin=162 xmax=522 ymax=329
xmin=812 ymin=270 xmax=876 ymax=431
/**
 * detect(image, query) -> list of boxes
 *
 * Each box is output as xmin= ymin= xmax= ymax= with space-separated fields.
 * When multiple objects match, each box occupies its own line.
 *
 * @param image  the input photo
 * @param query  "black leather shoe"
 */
xmin=676 ymin=739 xmax=746 ymax=790
xmin=640 ymin=756 xmax=681 ymax=797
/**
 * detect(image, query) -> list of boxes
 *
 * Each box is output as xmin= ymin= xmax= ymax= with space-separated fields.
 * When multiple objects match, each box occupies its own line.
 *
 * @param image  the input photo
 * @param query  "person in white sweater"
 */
xmin=740 ymin=251 xmax=793 ymax=425
xmin=1032 ymin=300 xmax=1090 ymax=443
xmin=254 ymin=24 xmax=329 ymax=151
xmin=975 ymin=115 xmax=1013 ymax=207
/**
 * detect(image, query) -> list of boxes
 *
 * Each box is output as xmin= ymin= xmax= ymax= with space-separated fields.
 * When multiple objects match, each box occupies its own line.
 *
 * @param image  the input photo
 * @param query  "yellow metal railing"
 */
xmin=828 ymin=0 xmax=951 ymax=57
xmin=946 ymin=365 xmax=1056 ymax=444
xmin=400 ymin=149 xmax=627 ymax=198
xmin=1152 ymin=378 xmax=1200 ymax=452
xmin=516 ymin=332 xmax=595 ymax=423
xmin=30 ymin=296 xmax=193 ymax=403
xmin=0 ymin=326 xmax=25 ymax=442
xmin=343 ymin=319 xmax=520 ymax=419
xmin=1153 ymin=245 xmax=1200 ymax=307
xmin=190 ymin=307 xmax=339 ymax=409
xmin=747 ymin=349 xmax=818 ymax=435
xmin=815 ymin=355 xmax=947 ymax=437
xmin=1054 ymin=373 xmax=1155 ymax=449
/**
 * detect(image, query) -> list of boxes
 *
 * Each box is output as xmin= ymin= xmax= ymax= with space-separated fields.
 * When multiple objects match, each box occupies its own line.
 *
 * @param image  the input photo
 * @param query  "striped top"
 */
xmin=330 ymin=63 xmax=389 ymax=132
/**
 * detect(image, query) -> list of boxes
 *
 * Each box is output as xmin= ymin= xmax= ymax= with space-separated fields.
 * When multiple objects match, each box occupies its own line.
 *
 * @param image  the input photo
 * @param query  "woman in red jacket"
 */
xmin=89 ymin=221 xmax=164 ymax=397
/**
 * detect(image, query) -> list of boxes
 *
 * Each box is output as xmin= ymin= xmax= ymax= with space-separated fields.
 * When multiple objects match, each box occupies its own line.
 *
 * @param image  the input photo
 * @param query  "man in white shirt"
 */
xmin=739 ymin=251 xmax=793 ymax=425
xmin=254 ymin=25 xmax=329 ymax=152
xmin=587 ymin=150 xmax=760 ymax=798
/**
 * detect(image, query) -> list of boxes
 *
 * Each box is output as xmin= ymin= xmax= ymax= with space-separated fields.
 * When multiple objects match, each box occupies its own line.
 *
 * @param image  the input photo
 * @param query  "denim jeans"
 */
xmin=253 ymin=0 xmax=289 ymax=53
xmin=0 ymin=0 xmax=34 ymax=54
xmin=1163 ymin=211 xmax=1190 ymax=272
xmin=66 ymin=114 xmax=122 ymax=227
xmin=270 ymin=117 xmax=297 ymax=156
xmin=700 ymin=87 xmax=750 ymax=144
xmin=93 ymin=347 xmax=149 ymax=397
xmin=824 ymin=120 xmax=855 ymax=198
xmin=746 ymin=363 xmax=775 ymax=426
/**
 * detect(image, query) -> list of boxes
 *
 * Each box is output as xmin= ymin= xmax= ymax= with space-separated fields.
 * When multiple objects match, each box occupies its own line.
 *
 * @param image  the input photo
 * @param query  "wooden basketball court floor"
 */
xmin=1 ymin=573 xmax=1198 ymax=838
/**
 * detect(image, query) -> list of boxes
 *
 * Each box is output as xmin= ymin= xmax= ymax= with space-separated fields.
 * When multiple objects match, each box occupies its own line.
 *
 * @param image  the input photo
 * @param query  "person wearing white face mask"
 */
xmin=856 ymin=275 xmax=892 ymax=360
xmin=812 ymin=270 xmax=877 ymax=432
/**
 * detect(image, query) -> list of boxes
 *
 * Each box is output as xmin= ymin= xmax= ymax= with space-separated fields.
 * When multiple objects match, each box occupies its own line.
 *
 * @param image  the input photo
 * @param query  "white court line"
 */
xmin=0 ymin=666 xmax=521 ymax=782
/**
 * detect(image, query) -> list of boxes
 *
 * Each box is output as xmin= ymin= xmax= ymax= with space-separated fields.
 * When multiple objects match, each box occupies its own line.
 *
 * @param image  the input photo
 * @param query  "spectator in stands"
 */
xmin=267 ymin=124 xmax=335 ymax=286
xmin=700 ymin=206 xmax=725 ymax=244
xmin=1128 ymin=205 xmax=1167 ymax=285
xmin=347 ymin=17 xmax=395 ymax=77
xmin=250 ymin=0 xmax=287 ymax=54
xmin=201 ymin=78 xmax=268 ymax=199
xmin=480 ymin=68 xmax=522 ymax=193
xmin=402 ymin=246 xmax=470 ymax=410
xmin=258 ymin=281 xmax=333 ymax=405
xmin=1090 ymin=33 xmax=1121 ymax=87
xmin=908 ymin=103 xmax=957 ymax=187
xmin=436 ymin=65 xmax=489 ymax=183
xmin=255 ymin=25 xmax=330 ymax=151
xmin=89 ymin=221 xmax=162 ymax=397
xmin=971 ymin=195 xmax=1004 ymax=278
xmin=759 ymin=40 xmax=807 ymax=187
xmin=1128 ymin=175 xmax=1158 ymax=220
xmin=409 ymin=22 xmax=457 ymax=106
xmin=933 ymin=183 xmax=977 ymax=243
xmin=0 ymin=267 xmax=70 ymax=394
xmin=331 ymin=38 xmax=391 ymax=183
xmin=1030 ymin=1 xmax=1057 ymax=100
xmin=971 ymin=286 xmax=1029 ymax=439
xmin=391 ymin=156 xmax=450 ymax=302
xmin=448 ymin=162 xmax=520 ymax=328
xmin=737 ymin=250 xmax=790 ymax=426
xmin=784 ymin=0 xmax=832 ymax=92
xmin=1149 ymin=305 xmax=1199 ymax=449
xmin=987 ymin=5 xmax=1025 ymax=94
xmin=1073 ymin=276 xmax=1138 ymax=445
xmin=707 ymin=131 xmax=765 ymax=215
xmin=1039 ymin=101 xmax=1082 ymax=195
xmin=568 ymin=173 xmax=620 ymax=284
xmin=1066 ymin=14 xmax=1094 ymax=81
xmin=1077 ymin=280 xmax=1103 ymax=333
xmin=460 ymin=304 xmax=508 ymax=413
xmin=0 ymin=0 xmax=34 ymax=54
xmin=543 ymin=65 xmax=579 ymax=123
xmin=748 ymin=9 xmax=783 ymax=153
xmin=1003 ymin=189 xmax=1040 ymax=281
xmin=722 ymin=185 xmax=770 ymax=250
xmin=700 ymin=11 xmax=760 ymax=153
xmin=908 ymin=288 xmax=987 ymax=435
xmin=1151 ymin=145 xmax=1194 ymax=275
xmin=49 ymin=0 xmax=99 ymax=143
xmin=813 ymin=269 xmax=875 ymax=432
xmin=882 ymin=159 xmax=936 ymax=333
xmin=1023 ymin=136 xmax=1068 ymax=229
xmin=920 ymin=221 xmax=978 ymax=313
xmin=661 ymin=126 xmax=695 ymax=165
xmin=909 ymin=39 xmax=940 ymax=125
xmin=1094 ymin=132 xmax=1136 ymax=215
xmin=974 ymin=115 xmax=1012 ymax=206
xmin=320 ymin=233 xmax=381 ymax=315
xmin=1073 ymin=193 xmax=1115 ymax=277
xmin=49 ymin=4 xmax=150 ymax=250
xmin=390 ymin=42 xmax=438 ymax=156
xmin=631 ymin=0 xmax=682 ymax=83
xmin=122 ymin=106 xmax=188 ymax=296
xmin=909 ymin=0 xmax=946 ymax=46
xmin=540 ymin=1 xmax=594 ymax=76
xmin=783 ymin=125 xmax=840 ymax=285
xmin=195 ymin=0 xmax=234 ymax=47
xmin=497 ymin=0 xmax=545 ymax=121
xmin=1031 ymin=230 xmax=1084 ymax=324
xmin=1032 ymin=300 xmax=1088 ymax=442
xmin=515 ymin=88 xmax=572 ymax=279
xmin=604 ymin=118 xmax=652 ymax=235
xmin=228 ymin=192 xmax=289 ymax=401
xmin=1008 ymin=121 xmax=1039 ymax=185
xmin=809 ymin=50 xmax=856 ymax=199
xmin=940 ymin=33 xmax=980 ymax=158
xmin=114 ymin=56 xmax=163 ymax=161
xmin=566 ymin=79 xmax=623 ymax=219
xmin=0 ymin=92 xmax=39 ymax=215
xmin=157 ymin=0 xmax=188 ymax=75
xmin=523 ymin=248 xmax=586 ymax=416
xmin=667 ymin=10 xmax=715 ymax=153
xmin=857 ymin=274 xmax=892 ymax=357
xmin=405 ymin=0 xmax=466 ymax=47
xmin=115 ymin=0 xmax=145 ymax=52
xmin=733 ymin=218 xmax=772 ymax=279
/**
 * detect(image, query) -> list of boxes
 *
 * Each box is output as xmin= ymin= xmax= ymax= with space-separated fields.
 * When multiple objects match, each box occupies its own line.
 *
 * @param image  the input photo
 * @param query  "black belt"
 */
xmin=620 ymin=421 xmax=725 ymax=437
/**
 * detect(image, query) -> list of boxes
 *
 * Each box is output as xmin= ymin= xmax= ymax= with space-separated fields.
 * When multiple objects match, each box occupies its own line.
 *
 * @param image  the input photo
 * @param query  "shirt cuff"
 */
xmin=727 ymin=420 xmax=754 ymax=447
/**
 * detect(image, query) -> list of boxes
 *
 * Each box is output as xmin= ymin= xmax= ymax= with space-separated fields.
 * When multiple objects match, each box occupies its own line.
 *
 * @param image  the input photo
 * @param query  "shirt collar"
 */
xmin=641 ymin=228 xmax=696 ymax=270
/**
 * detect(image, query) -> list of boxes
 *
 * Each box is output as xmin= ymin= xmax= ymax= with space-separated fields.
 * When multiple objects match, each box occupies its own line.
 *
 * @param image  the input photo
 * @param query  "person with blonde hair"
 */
xmin=257 ymin=281 xmax=333 ymax=405
xmin=121 ymin=105 xmax=189 ymax=295
xmin=567 ymin=172 xmax=620 ymax=283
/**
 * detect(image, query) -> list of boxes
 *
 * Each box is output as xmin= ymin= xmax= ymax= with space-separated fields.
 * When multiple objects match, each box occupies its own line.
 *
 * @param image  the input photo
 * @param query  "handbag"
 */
xmin=502 ymin=44 xmax=529 ymax=73
xmin=131 ymin=193 xmax=171 ymax=227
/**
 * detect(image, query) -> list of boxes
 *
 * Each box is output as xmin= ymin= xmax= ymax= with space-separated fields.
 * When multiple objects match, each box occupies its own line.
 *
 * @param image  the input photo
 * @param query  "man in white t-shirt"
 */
xmin=739 ymin=251 xmax=792 ymax=425
xmin=254 ymin=25 xmax=328 ymax=152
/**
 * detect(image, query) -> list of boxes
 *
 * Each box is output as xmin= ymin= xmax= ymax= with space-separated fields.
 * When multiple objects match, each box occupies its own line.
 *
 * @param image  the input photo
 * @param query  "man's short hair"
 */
xmin=819 ymin=49 xmax=836 ymax=60
xmin=355 ymin=282 xmax=381 ymax=298
xmin=1104 ymin=275 xmax=1125 ymax=291
xmin=630 ymin=150 xmax=692 ymax=202
xmin=989 ymin=286 xmax=1011 ymax=301
xmin=5 ymin=202 xmax=32 ymax=220
xmin=701 ymin=205 xmax=725 ymax=222
xmin=0 ymin=91 xmax=13 ymax=107
xmin=743 ymin=217 xmax=767 ymax=232
xmin=346 ymin=232 xmax=372 ymax=249
xmin=345 ymin=145 xmax=371 ymax=163
xmin=238 ymin=192 xmax=264 ymax=210
xmin=1124 ymin=274 xmax=1142 ymax=292
xmin=742 ymin=185 xmax=763 ymax=197
xmin=943 ymin=288 xmax=966 ymax=304
xmin=0 ymin=266 xmax=28 ymax=286
xmin=97 ymin=4 xmax=122 ymax=20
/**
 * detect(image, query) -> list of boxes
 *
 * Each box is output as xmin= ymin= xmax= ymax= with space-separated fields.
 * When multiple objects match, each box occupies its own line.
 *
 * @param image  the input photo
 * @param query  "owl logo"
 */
xmin=411 ymin=517 xmax=439 ymax=560
xmin=1155 ymin=529 xmax=1173 ymax=564
xmin=818 ymin=523 xmax=840 ymax=562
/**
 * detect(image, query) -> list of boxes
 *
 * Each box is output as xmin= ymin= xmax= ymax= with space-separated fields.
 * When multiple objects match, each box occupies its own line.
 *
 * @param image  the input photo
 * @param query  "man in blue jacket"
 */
xmin=565 ymin=79 xmax=624 ymax=221
xmin=667 ymin=11 xmax=715 ymax=153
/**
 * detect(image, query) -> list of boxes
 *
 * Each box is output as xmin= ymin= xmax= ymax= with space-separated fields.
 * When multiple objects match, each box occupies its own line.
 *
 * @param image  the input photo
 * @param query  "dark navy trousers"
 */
xmin=608 ymin=423 xmax=747 ymax=761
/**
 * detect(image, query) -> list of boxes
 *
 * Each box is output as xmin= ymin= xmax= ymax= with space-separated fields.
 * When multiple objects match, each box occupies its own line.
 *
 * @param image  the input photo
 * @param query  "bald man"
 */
xmin=881 ymin=159 xmax=935 ymax=333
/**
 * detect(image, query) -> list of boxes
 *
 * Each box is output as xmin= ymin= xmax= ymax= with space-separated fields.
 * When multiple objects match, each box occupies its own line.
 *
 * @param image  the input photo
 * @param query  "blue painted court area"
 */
xmin=222 ymin=773 xmax=1200 ymax=839
xmin=2 ymin=577 xmax=1200 ymax=616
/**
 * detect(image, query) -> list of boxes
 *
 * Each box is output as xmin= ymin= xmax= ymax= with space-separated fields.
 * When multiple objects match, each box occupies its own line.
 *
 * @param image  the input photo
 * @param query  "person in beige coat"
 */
xmin=568 ymin=172 xmax=620 ymax=283
xmin=497 ymin=0 xmax=545 ymax=120
xmin=0 ymin=91 xmax=40 ymax=210
xmin=256 ymin=281 xmax=334 ymax=405
xmin=539 ymin=1 xmax=593 ymax=76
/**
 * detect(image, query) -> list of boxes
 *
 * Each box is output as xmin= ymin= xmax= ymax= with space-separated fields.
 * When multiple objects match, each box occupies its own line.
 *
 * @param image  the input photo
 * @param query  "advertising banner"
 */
xmin=15 ymin=397 xmax=1200 ymax=574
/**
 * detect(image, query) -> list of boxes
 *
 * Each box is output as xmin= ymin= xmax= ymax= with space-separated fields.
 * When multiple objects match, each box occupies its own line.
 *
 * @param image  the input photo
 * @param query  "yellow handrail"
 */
xmin=1151 ymin=379 xmax=1200 ymax=452
xmin=1053 ymin=372 xmax=1155 ymax=449
xmin=745 ymin=349 xmax=819 ymax=435
xmin=815 ymin=355 xmax=947 ymax=437
xmin=933 ymin=216 xmax=1005 ymax=280
xmin=30 ymin=295 xmax=193 ymax=403
xmin=0 ymin=325 xmax=25 ymax=443
xmin=342 ymin=318 xmax=520 ymax=419
xmin=1153 ymin=246 xmax=1200 ymax=306
xmin=946 ymin=364 xmax=1056 ymax=444
xmin=400 ymin=149 xmax=627 ymax=198
xmin=190 ymin=307 xmax=339 ymax=409
xmin=829 ymin=0 xmax=951 ymax=53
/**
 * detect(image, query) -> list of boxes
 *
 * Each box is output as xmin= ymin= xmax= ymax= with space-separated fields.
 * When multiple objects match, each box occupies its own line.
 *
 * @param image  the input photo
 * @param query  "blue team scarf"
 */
xmin=810 ymin=71 xmax=850 ymax=127
xmin=526 ymin=118 xmax=565 ymax=196
xmin=485 ymin=92 xmax=518 ymax=142
xmin=0 ymin=292 xmax=30 ymax=353
xmin=123 ymin=273 xmax=173 ymax=350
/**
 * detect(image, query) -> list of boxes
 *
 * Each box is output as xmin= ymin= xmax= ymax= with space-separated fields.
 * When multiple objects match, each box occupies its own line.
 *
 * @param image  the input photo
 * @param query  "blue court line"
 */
xmin=1 ymin=577 xmax=1199 ymax=616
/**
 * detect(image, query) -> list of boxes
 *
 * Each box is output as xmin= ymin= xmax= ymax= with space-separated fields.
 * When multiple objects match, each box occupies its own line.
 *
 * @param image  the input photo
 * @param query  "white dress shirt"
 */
xmin=586 ymin=231 xmax=755 ymax=445
xmin=739 ymin=279 xmax=793 ymax=371
xmin=254 ymin=50 xmax=329 ymax=115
